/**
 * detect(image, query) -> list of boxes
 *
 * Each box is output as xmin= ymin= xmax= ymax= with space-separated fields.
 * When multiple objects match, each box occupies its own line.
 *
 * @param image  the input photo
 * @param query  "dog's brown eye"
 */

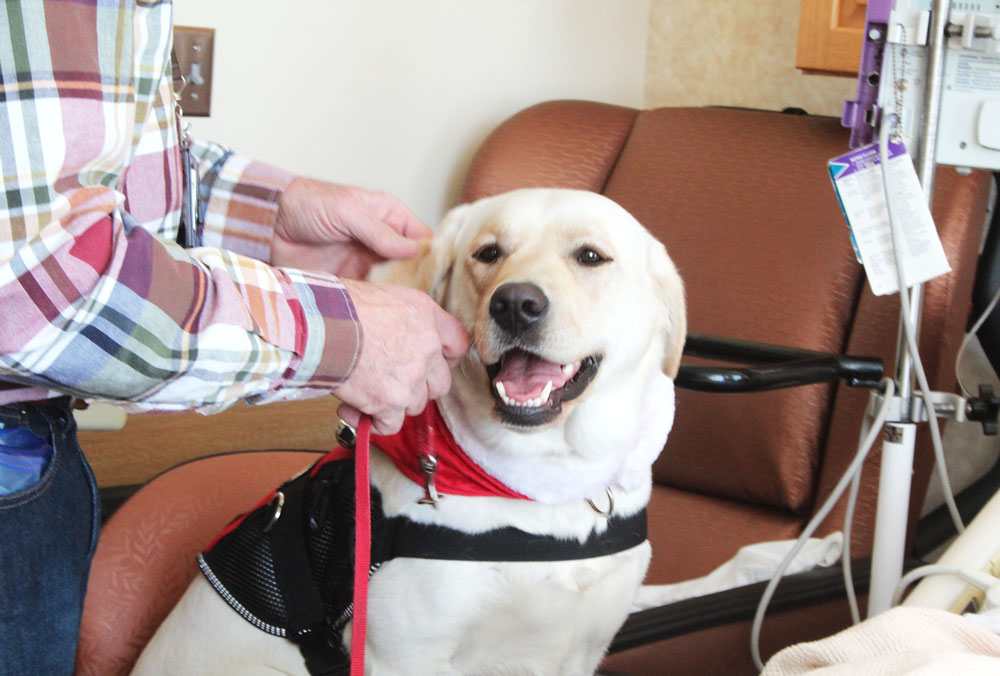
xmin=576 ymin=247 xmax=609 ymax=266
xmin=473 ymin=244 xmax=501 ymax=263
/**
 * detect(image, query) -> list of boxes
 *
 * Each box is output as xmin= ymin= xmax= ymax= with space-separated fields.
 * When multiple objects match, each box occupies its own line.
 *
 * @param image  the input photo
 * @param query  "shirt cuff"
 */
xmin=275 ymin=267 xmax=362 ymax=393
xmin=192 ymin=140 xmax=296 ymax=262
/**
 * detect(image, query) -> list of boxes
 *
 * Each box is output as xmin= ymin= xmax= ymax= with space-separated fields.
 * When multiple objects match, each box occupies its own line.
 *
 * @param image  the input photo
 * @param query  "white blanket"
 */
xmin=632 ymin=533 xmax=843 ymax=611
xmin=761 ymin=606 xmax=1000 ymax=675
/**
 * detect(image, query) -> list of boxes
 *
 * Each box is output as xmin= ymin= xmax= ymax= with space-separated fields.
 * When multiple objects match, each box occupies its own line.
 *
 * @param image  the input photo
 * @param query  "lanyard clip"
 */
xmin=417 ymin=454 xmax=443 ymax=508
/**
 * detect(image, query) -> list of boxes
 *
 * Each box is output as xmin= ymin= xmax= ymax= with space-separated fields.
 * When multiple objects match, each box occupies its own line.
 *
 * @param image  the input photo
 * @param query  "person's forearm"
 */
xmin=1 ymin=204 xmax=359 ymax=411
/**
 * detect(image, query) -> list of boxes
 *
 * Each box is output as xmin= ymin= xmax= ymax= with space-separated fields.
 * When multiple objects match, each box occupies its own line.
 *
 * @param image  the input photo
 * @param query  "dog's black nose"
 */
xmin=489 ymin=282 xmax=549 ymax=334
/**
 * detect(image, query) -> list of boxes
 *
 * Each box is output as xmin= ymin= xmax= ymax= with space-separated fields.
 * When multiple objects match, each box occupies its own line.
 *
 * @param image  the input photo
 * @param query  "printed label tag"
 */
xmin=828 ymin=141 xmax=950 ymax=296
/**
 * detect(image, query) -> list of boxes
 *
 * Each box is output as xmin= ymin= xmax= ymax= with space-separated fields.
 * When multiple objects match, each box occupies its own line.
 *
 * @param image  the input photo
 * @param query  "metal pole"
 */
xmin=892 ymin=0 xmax=950 ymax=407
xmin=868 ymin=0 xmax=951 ymax=616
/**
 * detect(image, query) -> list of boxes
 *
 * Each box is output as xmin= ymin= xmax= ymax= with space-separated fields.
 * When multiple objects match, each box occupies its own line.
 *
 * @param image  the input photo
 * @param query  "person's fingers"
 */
xmin=336 ymin=402 xmax=362 ymax=429
xmin=405 ymin=399 xmax=426 ymax=418
xmin=371 ymin=409 xmax=405 ymax=436
xmin=348 ymin=213 xmax=423 ymax=262
xmin=334 ymin=282 xmax=467 ymax=437
xmin=363 ymin=190 xmax=434 ymax=241
xmin=340 ymin=190 xmax=431 ymax=262
xmin=431 ymin=304 xmax=471 ymax=362
xmin=426 ymin=353 xmax=453 ymax=401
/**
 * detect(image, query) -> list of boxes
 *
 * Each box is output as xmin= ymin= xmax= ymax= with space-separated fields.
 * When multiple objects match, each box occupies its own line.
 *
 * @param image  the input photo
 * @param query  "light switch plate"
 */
xmin=173 ymin=26 xmax=215 ymax=117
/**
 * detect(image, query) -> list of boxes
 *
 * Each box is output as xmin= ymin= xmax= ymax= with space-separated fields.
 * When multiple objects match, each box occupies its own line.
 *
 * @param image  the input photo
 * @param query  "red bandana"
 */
xmin=372 ymin=402 xmax=530 ymax=500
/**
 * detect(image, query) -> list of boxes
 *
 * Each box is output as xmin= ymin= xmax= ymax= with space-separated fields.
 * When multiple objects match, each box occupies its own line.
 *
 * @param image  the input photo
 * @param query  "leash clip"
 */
xmin=417 ymin=454 xmax=444 ymax=508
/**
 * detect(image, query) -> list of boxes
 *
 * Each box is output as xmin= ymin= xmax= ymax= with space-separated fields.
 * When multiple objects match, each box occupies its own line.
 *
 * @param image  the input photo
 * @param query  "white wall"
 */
xmin=173 ymin=0 xmax=650 ymax=226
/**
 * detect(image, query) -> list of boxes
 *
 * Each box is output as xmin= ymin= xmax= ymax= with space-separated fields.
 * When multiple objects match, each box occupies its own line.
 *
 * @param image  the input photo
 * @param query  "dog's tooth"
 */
xmin=562 ymin=363 xmax=575 ymax=376
xmin=497 ymin=382 xmax=517 ymax=407
xmin=540 ymin=381 xmax=553 ymax=402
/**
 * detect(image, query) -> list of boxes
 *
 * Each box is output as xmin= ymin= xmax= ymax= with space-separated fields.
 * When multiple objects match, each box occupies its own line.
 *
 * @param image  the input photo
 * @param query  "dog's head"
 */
xmin=371 ymin=189 xmax=685 ymax=469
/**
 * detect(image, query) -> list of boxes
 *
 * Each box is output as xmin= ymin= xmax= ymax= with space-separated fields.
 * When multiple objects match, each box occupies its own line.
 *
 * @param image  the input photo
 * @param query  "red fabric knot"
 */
xmin=372 ymin=402 xmax=529 ymax=500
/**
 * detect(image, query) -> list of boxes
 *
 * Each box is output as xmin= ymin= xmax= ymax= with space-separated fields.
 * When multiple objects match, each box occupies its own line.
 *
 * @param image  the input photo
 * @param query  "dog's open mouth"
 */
xmin=485 ymin=350 xmax=602 ymax=426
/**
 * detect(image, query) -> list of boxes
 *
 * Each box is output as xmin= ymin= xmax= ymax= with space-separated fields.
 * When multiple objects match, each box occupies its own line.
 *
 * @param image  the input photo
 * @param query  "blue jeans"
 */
xmin=0 ymin=399 xmax=100 ymax=676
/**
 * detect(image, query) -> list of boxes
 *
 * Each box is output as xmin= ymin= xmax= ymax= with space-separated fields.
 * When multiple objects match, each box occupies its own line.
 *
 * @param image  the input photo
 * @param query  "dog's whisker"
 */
xmin=459 ymin=343 xmax=485 ymax=381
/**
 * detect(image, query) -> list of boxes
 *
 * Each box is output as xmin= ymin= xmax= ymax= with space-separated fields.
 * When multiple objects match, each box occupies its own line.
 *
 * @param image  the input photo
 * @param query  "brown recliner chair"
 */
xmin=76 ymin=101 xmax=993 ymax=676
xmin=458 ymin=100 xmax=992 ymax=674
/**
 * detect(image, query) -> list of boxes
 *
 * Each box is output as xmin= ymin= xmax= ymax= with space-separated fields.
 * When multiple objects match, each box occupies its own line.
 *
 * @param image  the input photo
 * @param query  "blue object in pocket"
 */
xmin=0 ymin=427 xmax=54 ymax=495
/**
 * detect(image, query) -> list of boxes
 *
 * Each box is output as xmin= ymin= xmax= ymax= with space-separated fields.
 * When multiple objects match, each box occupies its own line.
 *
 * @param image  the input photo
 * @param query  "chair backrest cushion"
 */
xmin=602 ymin=107 xmax=863 ymax=512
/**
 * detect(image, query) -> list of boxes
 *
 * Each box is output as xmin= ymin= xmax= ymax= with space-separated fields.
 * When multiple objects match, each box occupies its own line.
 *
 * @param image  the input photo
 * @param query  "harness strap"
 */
xmin=379 ymin=507 xmax=647 ymax=562
xmin=269 ymin=469 xmax=328 ymax=636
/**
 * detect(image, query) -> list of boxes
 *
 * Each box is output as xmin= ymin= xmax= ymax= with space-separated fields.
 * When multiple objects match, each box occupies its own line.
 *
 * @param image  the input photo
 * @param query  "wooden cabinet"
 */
xmin=797 ymin=0 xmax=867 ymax=75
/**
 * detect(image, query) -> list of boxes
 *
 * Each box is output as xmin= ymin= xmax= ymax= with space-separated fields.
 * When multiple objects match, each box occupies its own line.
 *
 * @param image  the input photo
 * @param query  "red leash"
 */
xmin=350 ymin=415 xmax=372 ymax=676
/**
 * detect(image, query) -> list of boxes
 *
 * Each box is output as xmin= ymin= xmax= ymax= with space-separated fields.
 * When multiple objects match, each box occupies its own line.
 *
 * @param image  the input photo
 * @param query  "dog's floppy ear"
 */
xmin=648 ymin=239 xmax=686 ymax=378
xmin=367 ymin=203 xmax=469 ymax=306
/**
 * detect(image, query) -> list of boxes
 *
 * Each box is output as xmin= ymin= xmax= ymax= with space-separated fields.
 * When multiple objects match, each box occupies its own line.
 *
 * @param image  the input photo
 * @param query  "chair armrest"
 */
xmin=609 ymin=557 xmax=920 ymax=654
xmin=677 ymin=333 xmax=885 ymax=393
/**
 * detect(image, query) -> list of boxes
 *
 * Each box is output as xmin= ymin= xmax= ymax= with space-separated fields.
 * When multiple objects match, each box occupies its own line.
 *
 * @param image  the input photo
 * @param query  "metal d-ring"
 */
xmin=586 ymin=487 xmax=615 ymax=518
xmin=336 ymin=421 xmax=357 ymax=450
xmin=262 ymin=491 xmax=285 ymax=532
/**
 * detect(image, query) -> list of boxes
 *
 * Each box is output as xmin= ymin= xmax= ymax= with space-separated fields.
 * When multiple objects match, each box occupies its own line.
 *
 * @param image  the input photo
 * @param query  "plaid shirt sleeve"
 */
xmin=0 ymin=0 xmax=360 ymax=411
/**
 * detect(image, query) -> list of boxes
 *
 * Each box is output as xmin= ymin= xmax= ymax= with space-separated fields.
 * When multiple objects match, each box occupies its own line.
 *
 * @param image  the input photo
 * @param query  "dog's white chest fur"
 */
xmin=364 ymin=545 xmax=651 ymax=675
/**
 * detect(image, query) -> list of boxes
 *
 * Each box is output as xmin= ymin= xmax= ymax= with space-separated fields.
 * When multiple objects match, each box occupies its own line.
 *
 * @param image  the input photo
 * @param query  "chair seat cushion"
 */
xmin=75 ymin=450 xmax=323 ymax=676
xmin=644 ymin=483 xmax=805 ymax=585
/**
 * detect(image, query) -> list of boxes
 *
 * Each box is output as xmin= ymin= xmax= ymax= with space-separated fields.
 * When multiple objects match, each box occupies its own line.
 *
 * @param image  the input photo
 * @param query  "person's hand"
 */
xmin=271 ymin=178 xmax=432 ymax=279
xmin=335 ymin=279 xmax=470 ymax=435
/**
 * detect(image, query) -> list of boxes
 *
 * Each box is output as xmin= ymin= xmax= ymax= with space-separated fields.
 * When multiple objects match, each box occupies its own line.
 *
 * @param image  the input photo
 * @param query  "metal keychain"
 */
xmin=171 ymin=48 xmax=200 ymax=248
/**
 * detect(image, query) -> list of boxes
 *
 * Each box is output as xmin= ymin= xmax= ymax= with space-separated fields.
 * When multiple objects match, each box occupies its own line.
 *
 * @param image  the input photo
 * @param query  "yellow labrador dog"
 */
xmin=133 ymin=188 xmax=685 ymax=676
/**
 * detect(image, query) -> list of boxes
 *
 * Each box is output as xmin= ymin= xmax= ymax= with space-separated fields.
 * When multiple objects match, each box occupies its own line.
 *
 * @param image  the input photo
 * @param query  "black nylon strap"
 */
xmin=268 ymin=474 xmax=329 ymax=637
xmin=377 ymin=504 xmax=648 ymax=563
xmin=297 ymin=631 xmax=350 ymax=676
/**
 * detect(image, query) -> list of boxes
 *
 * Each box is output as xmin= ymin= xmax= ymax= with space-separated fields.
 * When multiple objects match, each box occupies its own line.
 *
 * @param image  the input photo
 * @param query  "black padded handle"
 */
xmin=676 ymin=333 xmax=884 ymax=393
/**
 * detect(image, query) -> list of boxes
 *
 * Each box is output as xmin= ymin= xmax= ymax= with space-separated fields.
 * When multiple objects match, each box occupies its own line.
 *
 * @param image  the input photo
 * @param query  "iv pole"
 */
xmin=866 ymin=0 xmax=959 ymax=616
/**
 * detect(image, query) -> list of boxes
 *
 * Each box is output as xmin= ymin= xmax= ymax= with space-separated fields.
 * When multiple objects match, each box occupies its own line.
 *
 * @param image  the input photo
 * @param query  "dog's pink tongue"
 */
xmin=495 ymin=352 xmax=574 ymax=399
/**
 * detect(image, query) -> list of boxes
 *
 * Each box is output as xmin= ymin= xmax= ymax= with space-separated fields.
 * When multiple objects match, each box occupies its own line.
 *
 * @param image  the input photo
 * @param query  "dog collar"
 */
xmin=372 ymin=403 xmax=530 ymax=501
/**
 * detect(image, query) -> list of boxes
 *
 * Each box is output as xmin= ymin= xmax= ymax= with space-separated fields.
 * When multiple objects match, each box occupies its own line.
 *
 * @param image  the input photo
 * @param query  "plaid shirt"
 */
xmin=0 ymin=0 xmax=360 ymax=412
